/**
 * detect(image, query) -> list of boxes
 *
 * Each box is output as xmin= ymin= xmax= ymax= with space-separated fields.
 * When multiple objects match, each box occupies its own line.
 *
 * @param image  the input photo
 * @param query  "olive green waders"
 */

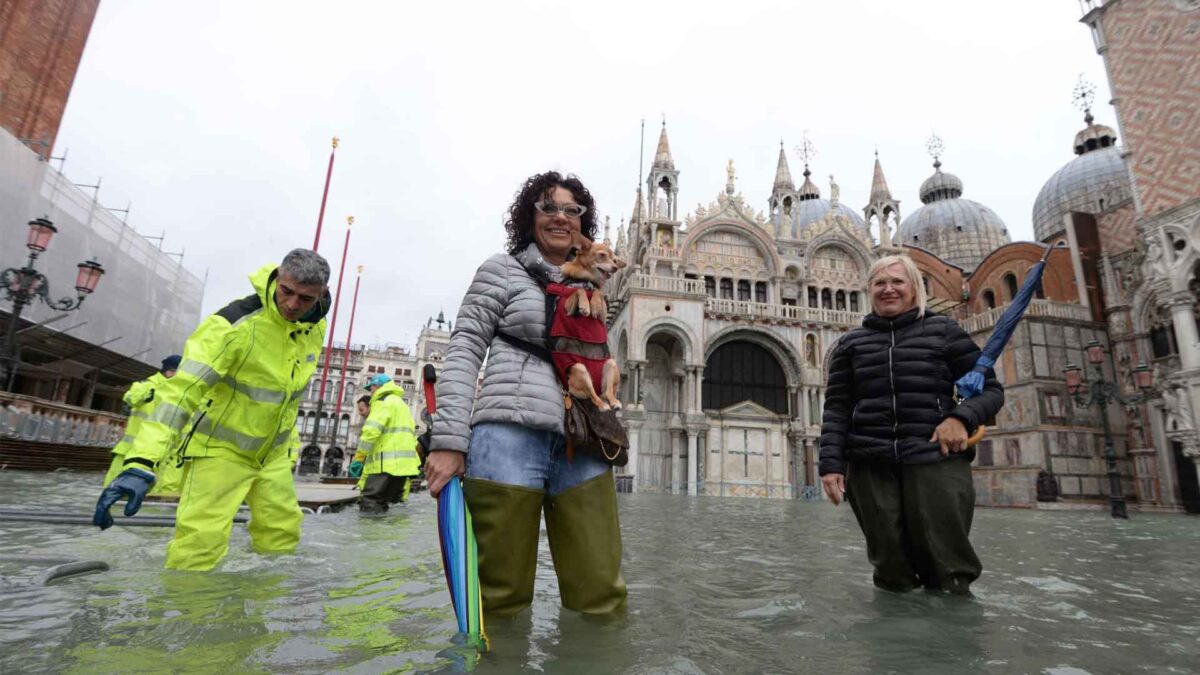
xmin=464 ymin=474 xmax=627 ymax=615
xmin=845 ymin=458 xmax=981 ymax=594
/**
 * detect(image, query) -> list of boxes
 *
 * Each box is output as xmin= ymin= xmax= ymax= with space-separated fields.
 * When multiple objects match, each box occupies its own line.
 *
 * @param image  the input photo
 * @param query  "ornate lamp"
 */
xmin=1086 ymin=339 xmax=1105 ymax=365
xmin=1133 ymin=363 xmax=1153 ymax=392
xmin=74 ymin=260 xmax=105 ymax=295
xmin=1063 ymin=363 xmax=1084 ymax=395
xmin=25 ymin=218 xmax=57 ymax=252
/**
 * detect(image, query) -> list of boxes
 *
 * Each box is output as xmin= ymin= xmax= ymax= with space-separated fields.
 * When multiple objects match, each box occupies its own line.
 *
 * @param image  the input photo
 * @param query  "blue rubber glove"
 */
xmin=93 ymin=467 xmax=156 ymax=530
xmin=348 ymin=460 xmax=364 ymax=478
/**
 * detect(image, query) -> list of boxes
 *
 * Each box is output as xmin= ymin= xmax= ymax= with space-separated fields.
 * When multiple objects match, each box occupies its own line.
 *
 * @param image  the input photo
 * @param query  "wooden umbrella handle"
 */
xmin=966 ymin=426 xmax=986 ymax=447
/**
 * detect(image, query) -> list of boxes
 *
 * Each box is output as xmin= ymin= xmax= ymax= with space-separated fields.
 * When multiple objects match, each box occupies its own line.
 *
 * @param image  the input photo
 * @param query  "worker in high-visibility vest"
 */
xmin=349 ymin=374 xmax=420 ymax=513
xmin=92 ymin=248 xmax=330 ymax=571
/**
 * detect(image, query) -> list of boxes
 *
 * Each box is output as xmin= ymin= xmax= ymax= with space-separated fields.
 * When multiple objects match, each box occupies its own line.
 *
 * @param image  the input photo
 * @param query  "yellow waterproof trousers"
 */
xmin=165 ymin=452 xmax=303 ymax=571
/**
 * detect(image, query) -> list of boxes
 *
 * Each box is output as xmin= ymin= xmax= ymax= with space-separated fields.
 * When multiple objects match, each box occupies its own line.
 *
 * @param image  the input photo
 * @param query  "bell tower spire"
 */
xmin=863 ymin=149 xmax=901 ymax=248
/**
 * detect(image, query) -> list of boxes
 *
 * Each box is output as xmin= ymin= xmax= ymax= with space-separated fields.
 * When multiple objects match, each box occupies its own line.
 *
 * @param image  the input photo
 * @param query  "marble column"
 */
xmin=1167 ymin=293 xmax=1200 ymax=370
xmin=687 ymin=429 xmax=698 ymax=496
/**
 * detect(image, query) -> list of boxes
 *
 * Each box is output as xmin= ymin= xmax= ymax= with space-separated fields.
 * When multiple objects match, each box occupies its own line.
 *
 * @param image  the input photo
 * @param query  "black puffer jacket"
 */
xmin=819 ymin=308 xmax=1004 ymax=476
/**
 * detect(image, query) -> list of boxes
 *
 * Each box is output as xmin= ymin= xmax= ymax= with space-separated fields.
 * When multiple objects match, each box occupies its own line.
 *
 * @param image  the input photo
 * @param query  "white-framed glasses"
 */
xmin=534 ymin=201 xmax=587 ymax=219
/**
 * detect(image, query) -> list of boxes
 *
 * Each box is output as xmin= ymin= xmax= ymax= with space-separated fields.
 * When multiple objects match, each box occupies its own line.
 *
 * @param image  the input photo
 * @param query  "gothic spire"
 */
xmin=773 ymin=141 xmax=794 ymax=191
xmin=653 ymin=120 xmax=675 ymax=170
xmin=870 ymin=152 xmax=894 ymax=203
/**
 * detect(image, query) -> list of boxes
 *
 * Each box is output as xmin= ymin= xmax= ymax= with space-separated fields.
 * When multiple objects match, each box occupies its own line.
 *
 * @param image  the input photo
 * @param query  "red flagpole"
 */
xmin=311 ymin=216 xmax=352 ymax=447
xmin=333 ymin=265 xmax=362 ymax=425
xmin=312 ymin=136 xmax=339 ymax=252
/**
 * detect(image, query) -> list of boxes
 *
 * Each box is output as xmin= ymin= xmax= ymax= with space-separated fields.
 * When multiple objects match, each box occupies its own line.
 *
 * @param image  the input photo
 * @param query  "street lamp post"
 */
xmin=1 ymin=218 xmax=105 ymax=392
xmin=1062 ymin=339 xmax=1155 ymax=519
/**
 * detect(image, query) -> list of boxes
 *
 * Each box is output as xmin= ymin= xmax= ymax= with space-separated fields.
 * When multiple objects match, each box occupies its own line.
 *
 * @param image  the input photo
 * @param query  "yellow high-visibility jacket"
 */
xmin=123 ymin=264 xmax=328 ymax=471
xmin=354 ymin=381 xmax=420 ymax=477
xmin=111 ymin=374 xmax=166 ymax=458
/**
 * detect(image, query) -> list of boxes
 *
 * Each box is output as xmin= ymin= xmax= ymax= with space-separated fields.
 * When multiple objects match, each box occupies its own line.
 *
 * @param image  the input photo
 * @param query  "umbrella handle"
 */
xmin=966 ymin=426 xmax=986 ymax=447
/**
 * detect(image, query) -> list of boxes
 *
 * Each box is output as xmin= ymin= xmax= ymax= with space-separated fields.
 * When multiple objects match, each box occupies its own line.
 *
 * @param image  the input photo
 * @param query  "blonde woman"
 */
xmin=819 ymin=254 xmax=1003 ymax=595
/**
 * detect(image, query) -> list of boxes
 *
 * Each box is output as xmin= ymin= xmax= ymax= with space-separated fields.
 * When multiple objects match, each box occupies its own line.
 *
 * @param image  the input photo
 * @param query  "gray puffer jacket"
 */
xmin=430 ymin=252 xmax=563 ymax=453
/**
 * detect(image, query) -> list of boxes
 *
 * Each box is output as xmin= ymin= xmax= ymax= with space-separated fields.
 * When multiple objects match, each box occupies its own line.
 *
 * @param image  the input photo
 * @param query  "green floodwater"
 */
xmin=1 ymin=470 xmax=1199 ymax=674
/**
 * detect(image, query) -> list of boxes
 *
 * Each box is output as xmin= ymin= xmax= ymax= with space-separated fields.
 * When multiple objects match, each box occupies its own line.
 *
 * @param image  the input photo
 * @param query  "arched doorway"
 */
xmin=639 ymin=330 xmax=689 ymax=493
xmin=323 ymin=447 xmax=345 ymax=476
xmin=702 ymin=337 xmax=794 ymax=498
xmin=299 ymin=445 xmax=322 ymax=475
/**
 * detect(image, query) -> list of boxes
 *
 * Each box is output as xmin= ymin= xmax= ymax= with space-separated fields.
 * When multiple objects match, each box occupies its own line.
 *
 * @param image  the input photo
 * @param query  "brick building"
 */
xmin=1079 ymin=0 xmax=1200 ymax=511
xmin=0 ymin=0 xmax=100 ymax=157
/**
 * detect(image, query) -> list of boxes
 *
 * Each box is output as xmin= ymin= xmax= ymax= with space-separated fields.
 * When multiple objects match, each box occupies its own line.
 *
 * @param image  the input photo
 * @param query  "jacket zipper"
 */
xmin=889 ymin=324 xmax=898 ymax=461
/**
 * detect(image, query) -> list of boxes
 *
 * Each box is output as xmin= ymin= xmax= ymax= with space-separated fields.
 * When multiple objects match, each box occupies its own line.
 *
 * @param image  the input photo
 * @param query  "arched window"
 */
xmin=705 ymin=276 xmax=716 ymax=297
xmin=1003 ymin=273 xmax=1019 ymax=301
xmin=720 ymin=278 xmax=733 ymax=299
xmin=821 ymin=289 xmax=832 ymax=309
xmin=783 ymin=196 xmax=793 ymax=215
xmin=808 ymin=287 xmax=818 ymax=308
xmin=702 ymin=341 xmax=788 ymax=413
xmin=737 ymin=280 xmax=751 ymax=301
xmin=754 ymin=282 xmax=767 ymax=303
xmin=1150 ymin=320 xmax=1178 ymax=359
xmin=983 ymin=290 xmax=996 ymax=309
xmin=850 ymin=292 xmax=860 ymax=313
xmin=835 ymin=290 xmax=847 ymax=311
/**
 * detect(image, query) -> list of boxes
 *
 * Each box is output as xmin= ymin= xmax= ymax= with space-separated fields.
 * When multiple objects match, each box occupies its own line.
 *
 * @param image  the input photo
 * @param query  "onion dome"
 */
xmin=1032 ymin=111 xmax=1130 ymax=241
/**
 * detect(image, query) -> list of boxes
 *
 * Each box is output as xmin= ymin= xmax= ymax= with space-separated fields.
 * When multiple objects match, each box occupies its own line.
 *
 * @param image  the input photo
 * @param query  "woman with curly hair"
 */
xmin=424 ymin=171 xmax=626 ymax=615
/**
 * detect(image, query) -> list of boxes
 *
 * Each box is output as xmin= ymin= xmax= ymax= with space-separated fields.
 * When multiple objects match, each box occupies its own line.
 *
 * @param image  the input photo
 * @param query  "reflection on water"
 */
xmin=1 ymin=470 xmax=1198 ymax=674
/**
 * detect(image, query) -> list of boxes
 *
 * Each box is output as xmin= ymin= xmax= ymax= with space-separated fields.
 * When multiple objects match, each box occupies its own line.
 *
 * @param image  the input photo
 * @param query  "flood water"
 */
xmin=1 ymin=470 xmax=1198 ymax=674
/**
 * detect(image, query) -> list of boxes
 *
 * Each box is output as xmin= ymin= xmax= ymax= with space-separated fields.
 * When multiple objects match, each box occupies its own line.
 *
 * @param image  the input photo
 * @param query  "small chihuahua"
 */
xmin=554 ymin=233 xmax=627 ymax=411
xmin=560 ymin=234 xmax=627 ymax=323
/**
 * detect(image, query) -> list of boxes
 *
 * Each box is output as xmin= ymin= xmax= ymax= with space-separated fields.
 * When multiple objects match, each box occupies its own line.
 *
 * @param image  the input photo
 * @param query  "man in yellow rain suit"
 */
xmin=105 ymin=353 xmax=180 ymax=482
xmin=349 ymin=374 xmax=420 ymax=514
xmin=93 ymin=249 xmax=330 ymax=571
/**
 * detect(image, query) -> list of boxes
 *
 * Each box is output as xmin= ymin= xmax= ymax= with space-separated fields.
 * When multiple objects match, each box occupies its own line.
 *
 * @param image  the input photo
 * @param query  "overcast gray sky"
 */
xmin=55 ymin=0 xmax=1111 ymax=349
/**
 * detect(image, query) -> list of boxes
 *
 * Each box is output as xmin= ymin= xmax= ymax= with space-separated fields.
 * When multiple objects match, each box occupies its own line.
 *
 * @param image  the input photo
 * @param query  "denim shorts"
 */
xmin=466 ymin=422 xmax=609 ymax=496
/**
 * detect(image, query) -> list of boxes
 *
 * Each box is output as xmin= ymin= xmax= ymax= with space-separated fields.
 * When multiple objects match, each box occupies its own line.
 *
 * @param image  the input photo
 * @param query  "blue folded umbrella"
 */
xmin=957 ymin=243 xmax=1062 ymax=399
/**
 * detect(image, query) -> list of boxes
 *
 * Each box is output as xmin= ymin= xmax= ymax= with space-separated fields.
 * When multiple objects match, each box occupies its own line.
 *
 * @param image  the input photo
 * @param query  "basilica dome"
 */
xmin=1032 ymin=113 xmax=1130 ymax=241
xmin=897 ymin=159 xmax=1010 ymax=273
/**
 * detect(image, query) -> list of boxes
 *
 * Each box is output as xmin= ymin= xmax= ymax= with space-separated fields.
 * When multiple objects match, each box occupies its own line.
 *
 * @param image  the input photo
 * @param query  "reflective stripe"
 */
xmin=363 ymin=420 xmax=385 ymax=431
xmin=193 ymin=418 xmax=295 ymax=455
xmin=120 ymin=434 xmax=136 ymax=445
xmin=195 ymin=417 xmax=266 ymax=454
xmin=149 ymin=403 xmax=192 ymax=431
xmin=290 ymin=389 xmax=305 ymax=402
xmin=220 ymin=375 xmax=287 ymax=405
xmin=129 ymin=410 xmax=149 ymax=420
xmin=180 ymin=359 xmax=220 ymax=386
xmin=379 ymin=450 xmax=418 ymax=460
xmin=358 ymin=439 xmax=376 ymax=452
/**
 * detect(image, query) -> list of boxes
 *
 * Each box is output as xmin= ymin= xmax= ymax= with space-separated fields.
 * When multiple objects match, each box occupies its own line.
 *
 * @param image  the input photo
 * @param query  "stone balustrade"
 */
xmin=706 ymin=298 xmax=863 ymax=326
xmin=645 ymin=245 xmax=682 ymax=260
xmin=628 ymin=273 xmax=707 ymax=295
xmin=0 ymin=392 xmax=126 ymax=447
xmin=961 ymin=299 xmax=1094 ymax=334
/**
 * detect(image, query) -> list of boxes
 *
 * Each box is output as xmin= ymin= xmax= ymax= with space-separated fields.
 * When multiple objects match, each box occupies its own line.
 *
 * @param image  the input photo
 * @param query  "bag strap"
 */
xmin=497 ymin=331 xmax=553 ymax=363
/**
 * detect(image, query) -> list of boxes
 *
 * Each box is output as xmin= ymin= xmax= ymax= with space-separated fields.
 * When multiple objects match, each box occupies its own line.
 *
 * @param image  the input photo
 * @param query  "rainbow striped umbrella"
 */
xmin=437 ymin=476 xmax=487 ymax=651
